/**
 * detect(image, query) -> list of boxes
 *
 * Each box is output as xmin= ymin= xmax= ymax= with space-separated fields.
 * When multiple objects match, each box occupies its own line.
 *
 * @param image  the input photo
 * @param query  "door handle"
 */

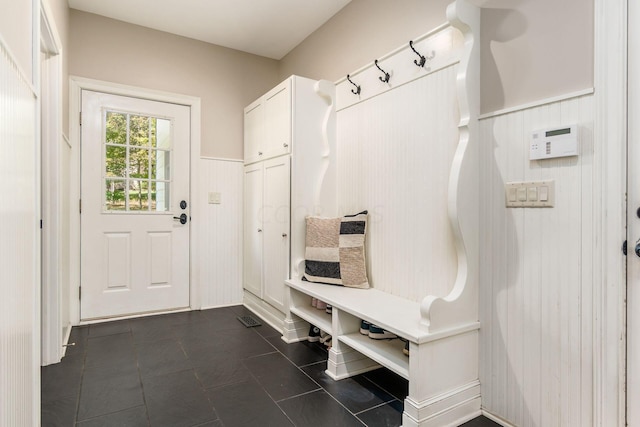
xmin=635 ymin=242 xmax=640 ymax=258
xmin=173 ymin=213 xmax=188 ymax=224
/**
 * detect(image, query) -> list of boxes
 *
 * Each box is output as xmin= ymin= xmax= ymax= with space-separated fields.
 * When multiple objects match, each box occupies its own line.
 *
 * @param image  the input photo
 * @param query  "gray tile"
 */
xmin=143 ymin=369 xmax=217 ymax=427
xmin=77 ymin=367 xmax=144 ymax=421
xmin=41 ymin=394 xmax=77 ymax=427
xmin=302 ymin=362 xmax=395 ymax=413
xmin=242 ymin=352 xmax=320 ymax=401
xmin=89 ymin=319 xmax=131 ymax=337
xmin=130 ymin=317 xmax=177 ymax=343
xmin=135 ymin=339 xmax=192 ymax=379
xmin=76 ymin=405 xmax=149 ymax=427
xmin=182 ymin=327 xmax=275 ymax=360
xmin=82 ymin=359 xmax=138 ymax=388
xmin=278 ymin=390 xmax=365 ymax=427
xmin=193 ymin=355 xmax=253 ymax=389
xmin=191 ymin=421 xmax=224 ymax=427
xmin=85 ymin=332 xmax=136 ymax=368
xmin=172 ymin=320 xmax=220 ymax=341
xmin=41 ymin=354 xmax=83 ymax=402
xmin=459 ymin=415 xmax=503 ymax=427
xmin=356 ymin=399 xmax=403 ymax=427
xmin=363 ymin=368 xmax=409 ymax=401
xmin=252 ymin=322 xmax=281 ymax=339
xmin=207 ymin=378 xmax=293 ymax=427
xmin=167 ymin=310 xmax=211 ymax=325
xmin=265 ymin=335 xmax=328 ymax=367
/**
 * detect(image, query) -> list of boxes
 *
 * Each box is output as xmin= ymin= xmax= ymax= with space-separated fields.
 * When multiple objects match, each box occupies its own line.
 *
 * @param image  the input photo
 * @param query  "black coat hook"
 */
xmin=409 ymin=40 xmax=426 ymax=67
xmin=347 ymin=74 xmax=361 ymax=95
xmin=374 ymin=60 xmax=390 ymax=83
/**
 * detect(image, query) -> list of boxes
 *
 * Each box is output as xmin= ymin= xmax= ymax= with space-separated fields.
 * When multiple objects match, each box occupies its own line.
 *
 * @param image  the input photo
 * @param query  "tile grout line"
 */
xmin=131 ymin=329 xmax=153 ymax=427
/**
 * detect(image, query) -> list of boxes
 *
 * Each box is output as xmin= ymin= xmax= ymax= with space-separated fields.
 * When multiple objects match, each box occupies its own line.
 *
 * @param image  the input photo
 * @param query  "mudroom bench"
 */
xmin=282 ymin=278 xmax=481 ymax=427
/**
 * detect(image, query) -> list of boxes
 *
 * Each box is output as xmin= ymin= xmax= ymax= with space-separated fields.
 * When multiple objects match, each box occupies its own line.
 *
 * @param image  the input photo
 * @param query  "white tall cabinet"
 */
xmin=243 ymin=76 xmax=336 ymax=328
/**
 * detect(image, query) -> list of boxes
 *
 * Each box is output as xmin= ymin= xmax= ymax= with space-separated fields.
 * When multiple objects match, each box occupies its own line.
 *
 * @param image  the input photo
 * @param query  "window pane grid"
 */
xmin=104 ymin=110 xmax=172 ymax=213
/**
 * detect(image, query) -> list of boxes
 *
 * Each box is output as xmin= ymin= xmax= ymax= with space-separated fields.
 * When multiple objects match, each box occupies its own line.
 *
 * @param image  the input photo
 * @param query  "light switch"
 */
xmin=208 ymin=192 xmax=222 ymax=204
xmin=517 ymin=188 xmax=527 ymax=202
xmin=539 ymin=186 xmax=548 ymax=201
xmin=505 ymin=180 xmax=554 ymax=208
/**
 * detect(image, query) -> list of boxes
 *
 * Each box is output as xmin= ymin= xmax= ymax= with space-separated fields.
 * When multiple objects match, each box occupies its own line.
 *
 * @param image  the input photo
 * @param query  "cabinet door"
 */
xmin=262 ymin=156 xmax=291 ymax=313
xmin=263 ymin=79 xmax=292 ymax=160
xmin=243 ymin=163 xmax=263 ymax=297
xmin=244 ymin=100 xmax=264 ymax=164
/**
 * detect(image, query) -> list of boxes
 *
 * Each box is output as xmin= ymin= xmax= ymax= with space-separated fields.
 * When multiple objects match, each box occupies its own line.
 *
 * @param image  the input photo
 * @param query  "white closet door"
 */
xmin=263 ymin=79 xmax=291 ymax=160
xmin=243 ymin=101 xmax=264 ymax=164
xmin=262 ymin=156 xmax=290 ymax=312
xmin=243 ymin=163 xmax=263 ymax=298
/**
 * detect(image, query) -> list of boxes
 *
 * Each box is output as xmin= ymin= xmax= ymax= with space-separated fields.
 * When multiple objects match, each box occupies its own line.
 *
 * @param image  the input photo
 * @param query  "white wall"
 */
xmin=0 ymin=0 xmax=33 ymax=78
xmin=479 ymin=93 xmax=595 ymax=426
xmin=69 ymin=10 xmax=280 ymax=160
xmin=281 ymin=0 xmax=593 ymax=115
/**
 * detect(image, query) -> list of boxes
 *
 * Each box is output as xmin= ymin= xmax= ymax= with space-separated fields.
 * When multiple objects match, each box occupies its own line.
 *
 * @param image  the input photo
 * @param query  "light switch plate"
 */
xmin=505 ymin=180 xmax=554 ymax=208
xmin=208 ymin=192 xmax=221 ymax=204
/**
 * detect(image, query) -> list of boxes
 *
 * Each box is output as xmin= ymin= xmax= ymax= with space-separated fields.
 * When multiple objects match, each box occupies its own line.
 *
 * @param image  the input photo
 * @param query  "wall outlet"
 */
xmin=208 ymin=192 xmax=221 ymax=204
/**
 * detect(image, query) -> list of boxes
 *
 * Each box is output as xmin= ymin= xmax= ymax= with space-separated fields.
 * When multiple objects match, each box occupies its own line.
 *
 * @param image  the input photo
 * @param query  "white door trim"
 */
xmin=593 ymin=0 xmax=627 ymax=424
xmin=69 ymin=76 xmax=202 ymax=325
xmin=40 ymin=0 xmax=64 ymax=366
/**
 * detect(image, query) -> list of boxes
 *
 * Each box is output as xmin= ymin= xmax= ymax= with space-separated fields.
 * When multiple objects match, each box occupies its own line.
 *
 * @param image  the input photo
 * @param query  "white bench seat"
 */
xmin=282 ymin=276 xmax=481 ymax=426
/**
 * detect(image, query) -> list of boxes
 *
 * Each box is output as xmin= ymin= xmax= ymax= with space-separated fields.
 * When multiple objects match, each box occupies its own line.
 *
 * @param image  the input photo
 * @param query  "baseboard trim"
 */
xmin=480 ymin=409 xmax=517 ymax=427
xmin=242 ymin=292 xmax=285 ymax=333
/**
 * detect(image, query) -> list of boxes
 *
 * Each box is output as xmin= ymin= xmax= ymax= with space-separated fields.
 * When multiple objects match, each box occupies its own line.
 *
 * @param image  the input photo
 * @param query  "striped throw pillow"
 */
xmin=304 ymin=211 xmax=369 ymax=289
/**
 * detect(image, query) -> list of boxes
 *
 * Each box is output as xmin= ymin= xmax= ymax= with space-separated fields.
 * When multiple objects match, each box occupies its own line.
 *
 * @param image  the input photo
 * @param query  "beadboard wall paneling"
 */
xmin=337 ymin=65 xmax=459 ymax=302
xmin=197 ymin=158 xmax=244 ymax=308
xmin=0 ymin=40 xmax=39 ymax=426
xmin=479 ymin=94 xmax=594 ymax=427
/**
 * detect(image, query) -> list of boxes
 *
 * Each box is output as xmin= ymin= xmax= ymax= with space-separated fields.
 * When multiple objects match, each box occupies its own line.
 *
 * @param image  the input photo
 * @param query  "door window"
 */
xmin=104 ymin=111 xmax=172 ymax=212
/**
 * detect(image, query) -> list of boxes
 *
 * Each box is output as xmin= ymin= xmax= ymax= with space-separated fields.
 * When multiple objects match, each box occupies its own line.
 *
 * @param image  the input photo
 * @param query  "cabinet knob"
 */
xmin=283 ymin=143 xmax=289 ymax=148
xmin=258 ymin=228 xmax=263 ymax=233
xmin=282 ymin=233 xmax=288 ymax=238
xmin=258 ymin=151 xmax=263 ymax=156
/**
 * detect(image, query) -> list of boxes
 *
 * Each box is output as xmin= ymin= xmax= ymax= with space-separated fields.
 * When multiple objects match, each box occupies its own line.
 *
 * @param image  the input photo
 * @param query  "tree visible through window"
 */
xmin=104 ymin=111 xmax=172 ymax=212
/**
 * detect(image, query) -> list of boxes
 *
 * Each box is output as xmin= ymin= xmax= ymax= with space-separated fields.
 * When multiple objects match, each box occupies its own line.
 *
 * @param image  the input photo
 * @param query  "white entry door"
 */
xmin=81 ymin=90 xmax=190 ymax=320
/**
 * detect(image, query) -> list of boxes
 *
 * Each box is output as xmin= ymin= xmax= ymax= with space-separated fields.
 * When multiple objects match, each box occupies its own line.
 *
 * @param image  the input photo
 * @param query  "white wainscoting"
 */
xmin=337 ymin=65 xmax=459 ymax=302
xmin=478 ymin=93 xmax=595 ymax=426
xmin=196 ymin=158 xmax=244 ymax=309
xmin=0 ymin=38 xmax=39 ymax=426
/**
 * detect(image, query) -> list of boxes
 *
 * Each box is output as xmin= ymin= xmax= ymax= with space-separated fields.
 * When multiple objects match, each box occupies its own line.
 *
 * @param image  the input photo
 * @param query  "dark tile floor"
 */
xmin=41 ymin=305 xmax=500 ymax=427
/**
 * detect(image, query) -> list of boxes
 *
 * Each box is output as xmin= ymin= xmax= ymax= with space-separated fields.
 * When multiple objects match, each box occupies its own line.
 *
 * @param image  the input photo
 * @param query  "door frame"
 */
xmin=40 ymin=0 xmax=64 ymax=365
xmin=594 ymin=0 xmax=627 ymax=424
xmin=69 ymin=76 xmax=202 ymax=325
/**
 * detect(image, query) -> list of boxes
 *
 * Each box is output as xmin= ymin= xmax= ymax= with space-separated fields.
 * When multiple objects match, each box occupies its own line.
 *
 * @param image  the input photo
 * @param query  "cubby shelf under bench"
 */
xmin=283 ymin=278 xmax=481 ymax=427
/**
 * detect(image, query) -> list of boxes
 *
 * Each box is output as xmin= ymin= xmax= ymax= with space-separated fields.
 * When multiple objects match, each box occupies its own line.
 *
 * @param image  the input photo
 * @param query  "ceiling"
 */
xmin=67 ymin=0 xmax=352 ymax=60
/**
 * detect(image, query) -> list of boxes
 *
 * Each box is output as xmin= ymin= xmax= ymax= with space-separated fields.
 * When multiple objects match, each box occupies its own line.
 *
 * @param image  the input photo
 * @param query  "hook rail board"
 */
xmin=335 ymin=24 xmax=464 ymax=112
